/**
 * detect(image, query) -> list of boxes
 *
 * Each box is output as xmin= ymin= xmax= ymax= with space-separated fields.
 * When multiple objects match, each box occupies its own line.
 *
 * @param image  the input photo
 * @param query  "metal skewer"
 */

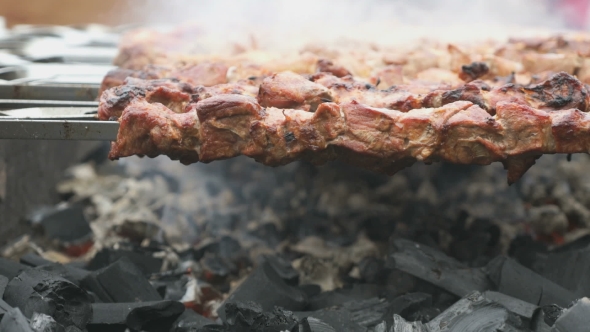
xmin=0 ymin=107 xmax=118 ymax=140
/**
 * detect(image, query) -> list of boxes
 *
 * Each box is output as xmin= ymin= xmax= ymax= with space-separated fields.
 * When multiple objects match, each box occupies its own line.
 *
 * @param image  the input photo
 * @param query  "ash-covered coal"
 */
xmin=1 ymin=146 xmax=590 ymax=331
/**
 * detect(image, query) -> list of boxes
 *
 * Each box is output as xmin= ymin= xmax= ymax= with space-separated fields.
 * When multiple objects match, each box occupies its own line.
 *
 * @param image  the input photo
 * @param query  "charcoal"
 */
xmin=299 ymin=317 xmax=336 ymax=332
xmin=483 ymin=291 xmax=537 ymax=319
xmin=357 ymin=257 xmax=388 ymax=284
xmin=195 ymin=325 xmax=228 ymax=332
xmin=20 ymin=255 xmax=90 ymax=286
xmin=30 ymin=312 xmax=65 ymax=332
xmin=224 ymin=301 xmax=262 ymax=327
xmin=406 ymin=307 xmax=440 ymax=323
xmin=264 ymin=255 xmax=300 ymax=286
xmin=3 ymin=268 xmax=92 ymax=329
xmin=0 ymin=275 xmax=8 ymax=297
xmin=224 ymin=302 xmax=299 ymax=332
xmin=426 ymin=291 xmax=523 ymax=331
xmin=299 ymin=284 xmax=322 ymax=299
xmin=126 ymin=300 xmax=185 ymax=332
xmin=293 ymin=309 xmax=367 ymax=332
xmin=532 ymin=245 xmax=590 ymax=298
xmin=0 ymin=298 xmax=11 ymax=319
xmin=217 ymin=261 xmax=307 ymax=320
xmin=0 ymin=307 xmax=33 ymax=332
xmin=86 ymin=247 xmax=163 ymax=275
xmin=342 ymin=298 xmax=390 ymax=328
xmin=373 ymin=321 xmax=387 ymax=332
xmin=387 ymin=239 xmax=492 ymax=297
xmin=309 ymin=284 xmax=393 ymax=311
xmin=89 ymin=301 xmax=166 ymax=326
xmin=249 ymin=223 xmax=284 ymax=248
xmin=551 ymin=234 xmax=590 ymax=253
xmin=486 ymin=256 xmax=576 ymax=307
xmin=64 ymin=327 xmax=83 ymax=332
xmin=81 ymin=256 xmax=162 ymax=303
xmin=0 ymin=257 xmax=29 ymax=279
xmin=31 ymin=205 xmax=92 ymax=244
xmin=551 ymin=298 xmax=590 ymax=332
xmin=382 ymin=293 xmax=432 ymax=325
xmin=171 ymin=309 xmax=215 ymax=332
xmin=508 ymin=235 xmax=548 ymax=269
xmin=530 ymin=310 xmax=552 ymax=332
xmin=20 ymin=253 xmax=53 ymax=267
xmin=387 ymin=315 xmax=428 ymax=332
xmin=79 ymin=273 xmax=114 ymax=303
xmin=36 ymin=263 xmax=90 ymax=286
xmin=192 ymin=236 xmax=243 ymax=262
xmin=201 ymin=253 xmax=233 ymax=282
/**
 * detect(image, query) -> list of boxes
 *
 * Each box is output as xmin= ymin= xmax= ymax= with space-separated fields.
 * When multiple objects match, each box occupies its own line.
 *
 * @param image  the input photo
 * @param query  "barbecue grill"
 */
xmin=3 ymin=8 xmax=590 ymax=332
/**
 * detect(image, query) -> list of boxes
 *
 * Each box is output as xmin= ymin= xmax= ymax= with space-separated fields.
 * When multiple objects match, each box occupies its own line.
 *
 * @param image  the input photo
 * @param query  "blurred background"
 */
xmin=2 ymin=0 xmax=589 ymax=34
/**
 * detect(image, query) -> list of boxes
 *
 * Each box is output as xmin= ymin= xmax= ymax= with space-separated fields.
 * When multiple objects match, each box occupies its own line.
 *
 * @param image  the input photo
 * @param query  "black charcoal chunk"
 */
xmin=89 ymin=301 xmax=165 ymax=326
xmin=426 ymin=291 xmax=523 ymax=331
xmin=86 ymin=247 xmax=163 ymax=275
xmin=389 ymin=315 xmax=428 ymax=332
xmin=171 ymin=309 xmax=215 ymax=332
xmin=529 ymin=305 xmax=560 ymax=332
xmin=36 ymin=263 xmax=90 ymax=286
xmin=195 ymin=325 xmax=227 ymax=332
xmin=126 ymin=300 xmax=185 ymax=332
xmin=309 ymin=284 xmax=393 ymax=311
xmin=82 ymin=256 xmax=162 ymax=303
xmin=218 ymin=262 xmax=307 ymax=320
xmin=483 ymin=291 xmax=537 ymax=319
xmin=0 ymin=307 xmax=33 ymax=332
xmin=264 ymin=255 xmax=299 ymax=286
xmin=3 ymin=268 xmax=92 ymax=329
xmin=387 ymin=239 xmax=492 ymax=297
xmin=0 ymin=257 xmax=28 ymax=279
xmin=80 ymin=273 xmax=114 ymax=303
xmin=487 ymin=256 xmax=576 ymax=307
xmin=0 ymin=275 xmax=8 ymax=297
xmin=224 ymin=302 xmax=299 ymax=332
xmin=532 ymin=245 xmax=590 ymax=298
xmin=552 ymin=298 xmax=590 ymax=332
xmin=342 ymin=298 xmax=390 ymax=328
xmin=31 ymin=205 xmax=92 ymax=243
xmin=30 ymin=312 xmax=65 ymax=332
xmin=0 ymin=298 xmax=12 ymax=319
xmin=294 ymin=309 xmax=367 ymax=332
xmin=539 ymin=304 xmax=564 ymax=327
xmin=20 ymin=255 xmax=90 ymax=286
xmin=382 ymin=293 xmax=432 ymax=326
xmin=20 ymin=254 xmax=53 ymax=267
xmin=299 ymin=317 xmax=336 ymax=332
xmin=299 ymin=284 xmax=322 ymax=299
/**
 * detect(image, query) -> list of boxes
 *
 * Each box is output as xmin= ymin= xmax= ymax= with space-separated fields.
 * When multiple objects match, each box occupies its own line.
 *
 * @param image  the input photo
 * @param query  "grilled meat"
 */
xmin=102 ymin=72 xmax=590 ymax=183
xmin=99 ymin=71 xmax=590 ymax=120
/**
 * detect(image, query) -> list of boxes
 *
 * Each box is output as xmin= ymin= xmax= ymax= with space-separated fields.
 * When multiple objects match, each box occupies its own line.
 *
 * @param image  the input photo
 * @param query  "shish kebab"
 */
xmin=1 ymin=70 xmax=590 ymax=184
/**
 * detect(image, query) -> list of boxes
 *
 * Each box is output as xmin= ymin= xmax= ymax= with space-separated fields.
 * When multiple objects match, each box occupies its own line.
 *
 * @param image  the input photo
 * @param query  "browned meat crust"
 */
xmin=104 ymin=72 xmax=590 ymax=184
xmin=99 ymin=71 xmax=590 ymax=120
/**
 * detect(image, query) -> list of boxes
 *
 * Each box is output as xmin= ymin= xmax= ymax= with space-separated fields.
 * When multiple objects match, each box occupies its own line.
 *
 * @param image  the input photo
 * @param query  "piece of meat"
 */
xmin=107 ymin=92 xmax=590 ymax=184
xmin=100 ymin=71 xmax=590 ymax=121
xmin=316 ymin=59 xmax=352 ymax=78
xmin=257 ymin=71 xmax=333 ymax=112
xmin=98 ymin=78 xmax=194 ymax=120
xmin=459 ymin=62 xmax=490 ymax=82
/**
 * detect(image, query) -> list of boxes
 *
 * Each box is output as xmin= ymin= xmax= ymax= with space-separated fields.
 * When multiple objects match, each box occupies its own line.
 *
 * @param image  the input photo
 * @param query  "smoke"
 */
xmin=126 ymin=0 xmax=571 ymax=50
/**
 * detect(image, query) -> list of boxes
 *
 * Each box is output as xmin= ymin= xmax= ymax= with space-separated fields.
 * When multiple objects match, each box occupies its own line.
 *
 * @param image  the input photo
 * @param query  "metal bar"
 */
xmin=0 ymin=107 xmax=98 ymax=119
xmin=0 ymin=99 xmax=99 ymax=109
xmin=0 ymin=119 xmax=118 ymax=140
xmin=0 ymin=84 xmax=99 ymax=101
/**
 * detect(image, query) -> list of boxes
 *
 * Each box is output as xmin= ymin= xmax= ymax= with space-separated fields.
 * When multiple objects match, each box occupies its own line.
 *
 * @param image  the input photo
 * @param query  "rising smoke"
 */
xmin=125 ymin=0 xmax=570 ymax=50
